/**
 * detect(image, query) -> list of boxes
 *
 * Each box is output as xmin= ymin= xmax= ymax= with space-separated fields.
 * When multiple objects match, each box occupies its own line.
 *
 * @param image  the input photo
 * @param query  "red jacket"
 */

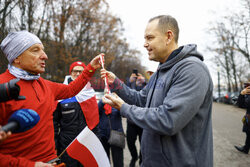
xmin=0 ymin=64 xmax=95 ymax=167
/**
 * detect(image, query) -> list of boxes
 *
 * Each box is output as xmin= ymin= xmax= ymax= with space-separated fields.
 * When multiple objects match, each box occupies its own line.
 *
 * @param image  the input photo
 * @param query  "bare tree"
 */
xmin=207 ymin=0 xmax=250 ymax=91
xmin=0 ymin=0 xmax=146 ymax=83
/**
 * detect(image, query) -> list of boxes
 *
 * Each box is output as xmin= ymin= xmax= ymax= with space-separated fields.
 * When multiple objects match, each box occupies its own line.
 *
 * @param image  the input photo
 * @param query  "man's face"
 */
xmin=144 ymin=20 xmax=168 ymax=63
xmin=71 ymin=66 xmax=84 ymax=80
xmin=14 ymin=43 xmax=48 ymax=74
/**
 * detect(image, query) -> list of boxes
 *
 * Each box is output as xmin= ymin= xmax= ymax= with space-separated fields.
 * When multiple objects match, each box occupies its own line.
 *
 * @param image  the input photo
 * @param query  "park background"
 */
xmin=0 ymin=0 xmax=249 ymax=94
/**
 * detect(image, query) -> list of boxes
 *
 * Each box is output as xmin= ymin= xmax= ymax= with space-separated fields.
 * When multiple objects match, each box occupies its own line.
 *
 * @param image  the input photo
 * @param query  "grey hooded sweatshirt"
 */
xmin=111 ymin=44 xmax=213 ymax=167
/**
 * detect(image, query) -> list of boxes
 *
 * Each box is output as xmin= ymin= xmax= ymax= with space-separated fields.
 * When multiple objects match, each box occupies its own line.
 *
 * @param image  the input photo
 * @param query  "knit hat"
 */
xmin=0 ymin=31 xmax=42 ymax=64
xmin=69 ymin=61 xmax=86 ymax=74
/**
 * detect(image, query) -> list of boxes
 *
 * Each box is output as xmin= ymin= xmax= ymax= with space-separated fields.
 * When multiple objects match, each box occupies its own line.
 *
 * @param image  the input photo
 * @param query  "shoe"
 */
xmin=234 ymin=145 xmax=249 ymax=154
xmin=129 ymin=158 xmax=137 ymax=167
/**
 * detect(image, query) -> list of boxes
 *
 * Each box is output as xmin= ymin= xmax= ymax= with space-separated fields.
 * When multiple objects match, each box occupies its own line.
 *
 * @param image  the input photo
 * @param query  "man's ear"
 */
xmin=165 ymin=30 xmax=174 ymax=45
xmin=13 ymin=57 xmax=20 ymax=64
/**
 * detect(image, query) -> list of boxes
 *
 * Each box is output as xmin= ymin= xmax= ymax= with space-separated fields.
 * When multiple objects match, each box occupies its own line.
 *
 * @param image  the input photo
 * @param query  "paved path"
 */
xmin=212 ymin=102 xmax=250 ymax=167
xmin=120 ymin=102 xmax=250 ymax=167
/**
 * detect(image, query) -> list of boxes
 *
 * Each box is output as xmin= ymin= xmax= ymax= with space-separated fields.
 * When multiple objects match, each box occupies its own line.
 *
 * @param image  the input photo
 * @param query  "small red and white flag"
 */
xmin=66 ymin=126 xmax=110 ymax=167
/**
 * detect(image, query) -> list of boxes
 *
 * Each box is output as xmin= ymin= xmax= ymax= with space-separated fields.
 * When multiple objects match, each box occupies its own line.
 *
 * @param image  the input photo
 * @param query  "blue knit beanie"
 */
xmin=0 ymin=31 xmax=42 ymax=64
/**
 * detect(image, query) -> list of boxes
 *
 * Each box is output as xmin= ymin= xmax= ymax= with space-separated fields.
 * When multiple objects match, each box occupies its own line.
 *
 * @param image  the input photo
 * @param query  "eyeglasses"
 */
xmin=71 ymin=70 xmax=83 ymax=74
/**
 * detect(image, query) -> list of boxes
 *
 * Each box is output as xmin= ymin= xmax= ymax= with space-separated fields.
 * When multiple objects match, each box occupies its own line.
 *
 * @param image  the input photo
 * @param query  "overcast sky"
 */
xmin=106 ymin=0 xmax=242 ymax=81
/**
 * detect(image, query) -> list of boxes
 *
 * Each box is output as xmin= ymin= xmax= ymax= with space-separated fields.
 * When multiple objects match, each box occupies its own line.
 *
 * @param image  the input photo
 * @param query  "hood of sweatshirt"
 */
xmin=158 ymin=44 xmax=204 ymax=71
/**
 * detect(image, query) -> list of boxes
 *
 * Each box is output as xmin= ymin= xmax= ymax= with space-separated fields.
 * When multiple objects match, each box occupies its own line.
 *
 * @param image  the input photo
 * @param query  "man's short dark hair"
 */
xmin=149 ymin=15 xmax=179 ymax=43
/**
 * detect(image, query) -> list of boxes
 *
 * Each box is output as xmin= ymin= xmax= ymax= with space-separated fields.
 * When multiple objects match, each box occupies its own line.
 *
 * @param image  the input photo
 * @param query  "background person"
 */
xmin=126 ymin=70 xmax=146 ymax=167
xmin=146 ymin=66 xmax=156 ymax=78
xmin=234 ymin=83 xmax=250 ymax=154
xmin=98 ymin=99 xmax=124 ymax=167
xmin=0 ymin=31 xmax=101 ymax=167
xmin=101 ymin=15 xmax=213 ymax=167
xmin=53 ymin=61 xmax=100 ymax=167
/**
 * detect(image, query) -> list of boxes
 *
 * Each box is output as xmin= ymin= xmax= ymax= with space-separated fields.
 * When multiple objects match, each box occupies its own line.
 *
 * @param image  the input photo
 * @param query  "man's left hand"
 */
xmin=102 ymin=93 xmax=125 ymax=110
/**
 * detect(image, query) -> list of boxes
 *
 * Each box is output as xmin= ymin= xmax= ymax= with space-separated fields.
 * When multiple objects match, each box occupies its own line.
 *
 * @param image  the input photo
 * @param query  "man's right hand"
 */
xmin=129 ymin=73 xmax=137 ymax=82
xmin=100 ymin=69 xmax=116 ymax=84
xmin=35 ymin=162 xmax=55 ymax=167
xmin=241 ymin=86 xmax=250 ymax=95
xmin=90 ymin=53 xmax=103 ymax=69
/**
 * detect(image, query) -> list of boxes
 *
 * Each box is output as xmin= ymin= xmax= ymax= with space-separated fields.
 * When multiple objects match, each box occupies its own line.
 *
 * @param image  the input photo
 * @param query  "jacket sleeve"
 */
xmin=126 ymin=79 xmax=132 ymax=88
xmin=111 ymin=78 xmax=148 ymax=107
xmin=237 ymin=94 xmax=246 ymax=108
xmin=46 ymin=64 xmax=96 ymax=100
xmin=0 ymin=153 xmax=35 ymax=167
xmin=120 ymin=60 xmax=213 ymax=136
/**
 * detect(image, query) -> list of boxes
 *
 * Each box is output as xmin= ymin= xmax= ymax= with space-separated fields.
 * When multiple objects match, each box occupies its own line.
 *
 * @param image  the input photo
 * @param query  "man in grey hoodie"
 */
xmin=101 ymin=15 xmax=213 ymax=167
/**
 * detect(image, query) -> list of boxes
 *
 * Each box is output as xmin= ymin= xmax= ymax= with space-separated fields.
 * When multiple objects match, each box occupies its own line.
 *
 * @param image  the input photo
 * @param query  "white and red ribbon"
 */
xmin=99 ymin=54 xmax=112 ymax=115
xmin=99 ymin=54 xmax=111 ymax=95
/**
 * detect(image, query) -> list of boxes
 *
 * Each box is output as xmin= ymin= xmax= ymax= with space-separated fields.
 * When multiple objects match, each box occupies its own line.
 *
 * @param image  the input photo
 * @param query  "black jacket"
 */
xmin=238 ymin=94 xmax=250 ymax=113
xmin=54 ymin=98 xmax=88 ymax=152
xmin=53 ymin=98 xmax=87 ymax=167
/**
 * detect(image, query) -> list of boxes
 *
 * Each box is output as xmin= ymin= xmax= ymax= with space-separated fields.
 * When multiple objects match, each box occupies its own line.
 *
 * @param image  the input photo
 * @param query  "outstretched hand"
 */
xmin=90 ymin=53 xmax=104 ymax=69
xmin=102 ymin=93 xmax=125 ymax=110
xmin=100 ymin=69 xmax=116 ymax=85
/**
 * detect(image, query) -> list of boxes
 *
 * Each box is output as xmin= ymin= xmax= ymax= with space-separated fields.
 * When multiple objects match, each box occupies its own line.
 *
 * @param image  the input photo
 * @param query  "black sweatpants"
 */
xmin=126 ymin=121 xmax=143 ymax=164
xmin=245 ymin=131 xmax=250 ymax=150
